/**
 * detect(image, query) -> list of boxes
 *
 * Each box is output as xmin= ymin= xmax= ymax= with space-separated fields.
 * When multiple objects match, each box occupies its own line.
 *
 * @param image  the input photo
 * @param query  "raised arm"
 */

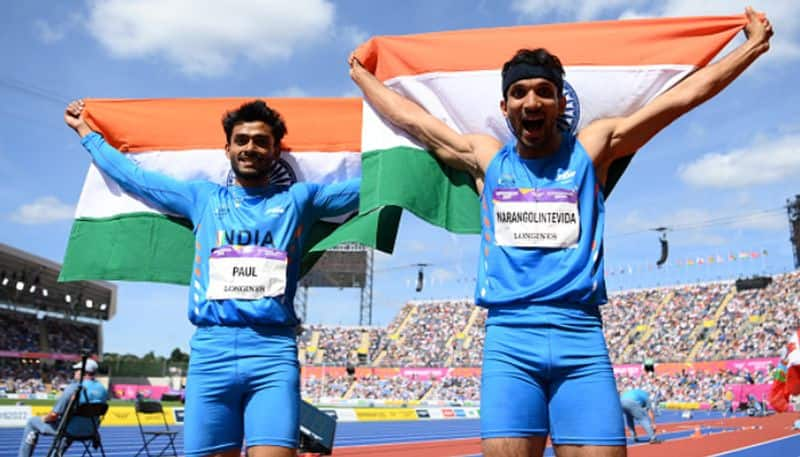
xmin=65 ymin=100 xmax=212 ymax=221
xmin=348 ymin=55 xmax=499 ymax=185
xmin=581 ymin=7 xmax=773 ymax=170
xmin=309 ymin=178 xmax=361 ymax=220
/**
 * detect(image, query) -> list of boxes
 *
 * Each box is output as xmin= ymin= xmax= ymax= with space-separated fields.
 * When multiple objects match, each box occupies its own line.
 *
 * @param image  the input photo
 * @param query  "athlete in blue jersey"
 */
xmin=620 ymin=389 xmax=660 ymax=444
xmin=350 ymin=8 xmax=771 ymax=457
xmin=65 ymin=100 xmax=359 ymax=457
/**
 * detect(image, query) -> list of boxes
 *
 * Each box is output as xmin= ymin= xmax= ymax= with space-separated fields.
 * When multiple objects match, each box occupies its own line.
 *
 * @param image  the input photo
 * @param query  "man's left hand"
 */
xmin=743 ymin=7 xmax=773 ymax=53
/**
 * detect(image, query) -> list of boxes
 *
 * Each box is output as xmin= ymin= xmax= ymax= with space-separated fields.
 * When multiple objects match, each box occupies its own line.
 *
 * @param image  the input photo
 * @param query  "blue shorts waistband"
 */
xmin=194 ymin=324 xmax=296 ymax=338
xmin=485 ymin=301 xmax=602 ymax=327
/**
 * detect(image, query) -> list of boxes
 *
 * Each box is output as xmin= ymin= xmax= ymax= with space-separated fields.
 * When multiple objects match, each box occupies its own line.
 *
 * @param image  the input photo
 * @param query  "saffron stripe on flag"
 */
xmin=353 ymin=15 xmax=747 ymax=232
xmin=62 ymin=98 xmax=369 ymax=284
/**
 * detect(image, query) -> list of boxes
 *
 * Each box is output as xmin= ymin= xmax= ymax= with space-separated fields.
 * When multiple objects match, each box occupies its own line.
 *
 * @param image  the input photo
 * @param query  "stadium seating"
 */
xmin=4 ymin=271 xmax=797 ymax=407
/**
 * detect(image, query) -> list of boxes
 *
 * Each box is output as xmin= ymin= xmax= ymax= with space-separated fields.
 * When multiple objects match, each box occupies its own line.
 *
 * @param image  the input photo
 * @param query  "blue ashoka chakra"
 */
xmin=557 ymin=80 xmax=581 ymax=134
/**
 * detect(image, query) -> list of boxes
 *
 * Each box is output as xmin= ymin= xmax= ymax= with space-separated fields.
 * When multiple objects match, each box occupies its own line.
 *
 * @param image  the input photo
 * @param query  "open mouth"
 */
xmin=521 ymin=118 xmax=545 ymax=131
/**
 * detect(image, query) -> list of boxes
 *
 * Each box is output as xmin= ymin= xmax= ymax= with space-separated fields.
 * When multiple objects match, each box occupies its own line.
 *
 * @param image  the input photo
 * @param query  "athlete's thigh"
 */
xmin=185 ymin=328 xmax=244 ymax=457
xmin=481 ymin=324 xmax=549 ymax=439
xmin=247 ymin=445 xmax=296 ymax=457
xmin=553 ymin=444 xmax=627 ymax=457
xmin=242 ymin=356 xmax=300 ymax=449
xmin=204 ymin=450 xmax=241 ymax=457
xmin=547 ymin=310 xmax=625 ymax=447
xmin=483 ymin=436 xmax=548 ymax=457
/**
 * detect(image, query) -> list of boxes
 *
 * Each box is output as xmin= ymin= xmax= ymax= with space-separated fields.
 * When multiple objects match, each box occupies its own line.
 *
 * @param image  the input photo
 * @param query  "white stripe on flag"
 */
xmin=76 ymin=150 xmax=361 ymax=219
xmin=362 ymin=65 xmax=694 ymax=151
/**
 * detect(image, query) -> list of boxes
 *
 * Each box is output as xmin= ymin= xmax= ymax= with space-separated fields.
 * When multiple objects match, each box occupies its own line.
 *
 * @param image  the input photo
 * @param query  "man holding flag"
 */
xmin=64 ymin=100 xmax=359 ymax=457
xmin=349 ymin=7 xmax=771 ymax=456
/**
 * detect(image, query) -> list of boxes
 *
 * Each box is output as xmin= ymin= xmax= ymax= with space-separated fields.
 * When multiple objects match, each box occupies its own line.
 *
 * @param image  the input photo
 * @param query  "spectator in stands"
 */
xmin=17 ymin=359 xmax=108 ymax=457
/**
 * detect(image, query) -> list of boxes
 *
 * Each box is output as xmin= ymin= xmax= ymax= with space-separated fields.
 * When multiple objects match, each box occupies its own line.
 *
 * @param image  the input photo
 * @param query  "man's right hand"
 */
xmin=64 ymin=99 xmax=93 ymax=137
xmin=43 ymin=411 xmax=58 ymax=423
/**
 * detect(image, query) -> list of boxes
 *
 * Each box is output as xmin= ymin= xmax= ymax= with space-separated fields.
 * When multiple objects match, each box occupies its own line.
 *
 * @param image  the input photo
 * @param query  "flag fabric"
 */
xmin=62 ymin=15 xmax=748 ymax=284
xmin=60 ymin=98 xmax=400 ymax=284
xmin=355 ymin=15 xmax=747 ymax=233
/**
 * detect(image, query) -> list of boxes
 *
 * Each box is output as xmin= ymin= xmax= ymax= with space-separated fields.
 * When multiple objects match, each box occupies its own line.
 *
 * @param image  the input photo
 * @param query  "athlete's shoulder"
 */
xmin=287 ymin=181 xmax=314 ymax=193
xmin=190 ymin=179 xmax=222 ymax=194
xmin=282 ymin=182 xmax=317 ymax=203
xmin=576 ymin=118 xmax=620 ymax=162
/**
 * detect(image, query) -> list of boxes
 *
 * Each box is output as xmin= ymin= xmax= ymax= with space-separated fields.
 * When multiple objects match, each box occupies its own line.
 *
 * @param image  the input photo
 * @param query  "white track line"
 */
xmin=706 ymin=433 xmax=800 ymax=457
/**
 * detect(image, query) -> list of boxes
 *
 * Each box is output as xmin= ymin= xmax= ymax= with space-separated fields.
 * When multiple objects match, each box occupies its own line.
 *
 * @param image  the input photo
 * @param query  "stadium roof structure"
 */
xmin=0 ymin=243 xmax=116 ymax=320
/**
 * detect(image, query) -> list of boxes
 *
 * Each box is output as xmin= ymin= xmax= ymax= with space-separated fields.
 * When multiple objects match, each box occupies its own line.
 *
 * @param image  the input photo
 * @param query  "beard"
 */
xmin=513 ymin=116 xmax=558 ymax=153
xmin=229 ymin=154 xmax=273 ymax=183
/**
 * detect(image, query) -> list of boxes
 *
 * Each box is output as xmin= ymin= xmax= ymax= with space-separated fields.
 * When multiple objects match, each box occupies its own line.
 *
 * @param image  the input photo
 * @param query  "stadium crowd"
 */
xmin=3 ymin=272 xmax=798 ymax=407
xmin=298 ymin=271 xmax=800 ymax=368
xmin=601 ymin=288 xmax=670 ymax=363
xmin=628 ymin=283 xmax=730 ymax=362
xmin=695 ymin=271 xmax=800 ymax=361
xmin=0 ymin=309 xmax=99 ymax=354
xmin=289 ymin=271 xmax=800 ymax=404
xmin=296 ymin=367 xmax=774 ymax=404
xmin=377 ymin=299 xmax=474 ymax=367
xmin=0 ymin=359 xmax=71 ymax=394
xmin=0 ymin=309 xmax=100 ymax=396
xmin=346 ymin=374 xmax=433 ymax=401
xmin=616 ymin=367 xmax=772 ymax=406
xmin=298 ymin=325 xmax=386 ymax=366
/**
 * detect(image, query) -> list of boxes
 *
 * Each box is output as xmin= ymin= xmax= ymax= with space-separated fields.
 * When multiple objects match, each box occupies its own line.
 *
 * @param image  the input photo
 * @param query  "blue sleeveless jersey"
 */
xmin=476 ymin=134 xmax=607 ymax=309
xmin=81 ymin=133 xmax=359 ymax=327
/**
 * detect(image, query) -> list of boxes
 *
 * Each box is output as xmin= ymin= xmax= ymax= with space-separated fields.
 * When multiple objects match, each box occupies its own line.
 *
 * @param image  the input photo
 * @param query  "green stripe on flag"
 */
xmin=60 ymin=213 xmax=195 ymax=284
xmin=60 ymin=206 xmax=403 ymax=285
xmin=60 ymin=146 xmax=474 ymax=284
xmin=359 ymin=147 xmax=480 ymax=234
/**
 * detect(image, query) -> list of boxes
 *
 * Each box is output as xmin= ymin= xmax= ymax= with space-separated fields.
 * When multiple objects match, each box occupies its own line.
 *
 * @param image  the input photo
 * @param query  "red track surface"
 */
xmin=629 ymin=413 xmax=800 ymax=457
xmin=328 ymin=413 xmax=800 ymax=457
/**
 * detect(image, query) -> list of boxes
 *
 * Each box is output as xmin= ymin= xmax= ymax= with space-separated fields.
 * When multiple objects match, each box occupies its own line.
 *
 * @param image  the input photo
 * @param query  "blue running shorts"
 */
xmin=184 ymin=325 xmax=299 ymax=456
xmin=480 ymin=303 xmax=625 ymax=445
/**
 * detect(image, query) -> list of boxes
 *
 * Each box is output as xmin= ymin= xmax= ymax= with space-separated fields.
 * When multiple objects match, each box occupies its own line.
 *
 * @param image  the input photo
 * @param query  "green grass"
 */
xmin=0 ymin=398 xmax=184 ymax=407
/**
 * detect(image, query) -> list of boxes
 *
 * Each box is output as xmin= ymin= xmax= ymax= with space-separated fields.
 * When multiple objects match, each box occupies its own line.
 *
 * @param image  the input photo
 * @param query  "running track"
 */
xmin=1 ymin=411 xmax=797 ymax=456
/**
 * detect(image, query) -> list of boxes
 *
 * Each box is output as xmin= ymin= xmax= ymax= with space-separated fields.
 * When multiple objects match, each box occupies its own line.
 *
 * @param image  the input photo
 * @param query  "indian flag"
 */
xmin=62 ymin=15 xmax=748 ymax=285
xmin=60 ymin=98 xmax=400 ymax=284
xmin=355 ymin=15 xmax=748 ymax=233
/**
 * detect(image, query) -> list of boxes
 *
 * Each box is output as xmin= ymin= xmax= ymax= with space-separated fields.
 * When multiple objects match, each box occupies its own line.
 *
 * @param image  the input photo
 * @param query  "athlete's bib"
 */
xmin=492 ymin=188 xmax=580 ymax=248
xmin=206 ymin=245 xmax=287 ymax=300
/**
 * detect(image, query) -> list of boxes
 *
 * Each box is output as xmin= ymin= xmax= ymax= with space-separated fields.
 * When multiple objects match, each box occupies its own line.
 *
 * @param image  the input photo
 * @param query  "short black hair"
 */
xmin=222 ymin=100 xmax=287 ymax=148
xmin=501 ymin=48 xmax=565 ymax=99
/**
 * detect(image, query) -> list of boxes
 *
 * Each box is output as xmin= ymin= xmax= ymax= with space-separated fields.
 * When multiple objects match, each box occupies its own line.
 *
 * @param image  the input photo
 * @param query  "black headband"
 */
xmin=501 ymin=63 xmax=564 ymax=99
